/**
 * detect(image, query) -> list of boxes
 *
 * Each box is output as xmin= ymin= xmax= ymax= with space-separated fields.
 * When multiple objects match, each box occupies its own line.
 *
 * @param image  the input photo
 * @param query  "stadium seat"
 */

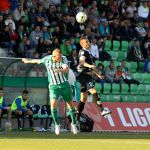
xmin=114 ymin=61 xmax=120 ymax=68
xmin=121 ymin=84 xmax=129 ymax=94
xmin=133 ymin=73 xmax=144 ymax=83
xmin=138 ymin=62 xmax=144 ymax=72
xmin=103 ymin=83 xmax=111 ymax=94
xmin=127 ymin=61 xmax=138 ymax=73
xmin=146 ymin=84 xmax=150 ymax=94
xmin=137 ymin=84 xmax=147 ymax=95
xmin=130 ymin=84 xmax=139 ymax=95
xmin=101 ymin=94 xmax=121 ymax=102
xmin=143 ymin=73 xmax=150 ymax=83
xmin=144 ymin=95 xmax=150 ymax=103
xmin=112 ymin=83 xmax=121 ymax=94
xmin=121 ymin=40 xmax=129 ymax=52
xmin=135 ymin=95 xmax=145 ymax=103
xmin=95 ymin=83 xmax=102 ymax=94
xmin=104 ymin=40 xmax=112 ymax=51
xmin=112 ymin=40 xmax=120 ymax=51
xmin=117 ymin=51 xmax=127 ymax=61
xmin=103 ymin=61 xmax=110 ymax=68
xmin=107 ymin=51 xmax=118 ymax=60
xmin=121 ymin=95 xmax=135 ymax=102
xmin=95 ymin=60 xmax=102 ymax=66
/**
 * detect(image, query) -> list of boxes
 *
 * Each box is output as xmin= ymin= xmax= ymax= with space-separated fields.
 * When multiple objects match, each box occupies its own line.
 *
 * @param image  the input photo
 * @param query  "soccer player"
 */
xmin=0 ymin=88 xmax=11 ymax=129
xmin=11 ymin=90 xmax=34 ymax=130
xmin=76 ymin=36 xmax=111 ymax=120
xmin=22 ymin=48 xmax=78 ymax=135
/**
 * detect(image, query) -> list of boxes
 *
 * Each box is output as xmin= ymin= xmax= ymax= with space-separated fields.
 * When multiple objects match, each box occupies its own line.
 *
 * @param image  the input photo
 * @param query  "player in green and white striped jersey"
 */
xmin=22 ymin=49 xmax=78 ymax=135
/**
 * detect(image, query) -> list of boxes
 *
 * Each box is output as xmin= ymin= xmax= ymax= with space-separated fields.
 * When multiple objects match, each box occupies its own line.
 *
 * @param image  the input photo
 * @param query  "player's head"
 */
xmin=79 ymin=36 xmax=90 ymax=49
xmin=52 ymin=48 xmax=62 ymax=62
xmin=0 ymin=87 xmax=4 ymax=97
xmin=22 ymin=90 xmax=29 ymax=100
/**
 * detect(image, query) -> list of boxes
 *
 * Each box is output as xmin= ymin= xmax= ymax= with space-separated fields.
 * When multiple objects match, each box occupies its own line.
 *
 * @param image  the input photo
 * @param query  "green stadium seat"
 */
xmin=130 ymin=84 xmax=139 ymax=95
xmin=104 ymin=40 xmax=112 ymax=51
xmin=101 ymin=94 xmax=121 ymax=102
xmin=95 ymin=60 xmax=102 ymax=66
xmin=135 ymin=95 xmax=145 ymax=102
xmin=133 ymin=73 xmax=144 ymax=83
xmin=121 ymin=84 xmax=129 ymax=94
xmin=117 ymin=51 xmax=127 ymax=61
xmin=112 ymin=83 xmax=121 ymax=94
xmin=107 ymin=51 xmax=118 ymax=60
xmin=146 ymin=84 xmax=150 ymax=94
xmin=103 ymin=83 xmax=111 ymax=94
xmin=112 ymin=40 xmax=120 ymax=51
xmin=121 ymin=95 xmax=135 ymax=102
xmin=138 ymin=62 xmax=144 ymax=72
xmin=144 ymin=95 xmax=150 ymax=103
xmin=143 ymin=73 xmax=150 ymax=83
xmin=103 ymin=61 xmax=110 ymax=68
xmin=128 ymin=62 xmax=138 ymax=73
xmin=121 ymin=40 xmax=129 ymax=52
xmin=137 ymin=84 xmax=147 ymax=95
xmin=114 ymin=61 xmax=120 ymax=68
xmin=95 ymin=83 xmax=102 ymax=94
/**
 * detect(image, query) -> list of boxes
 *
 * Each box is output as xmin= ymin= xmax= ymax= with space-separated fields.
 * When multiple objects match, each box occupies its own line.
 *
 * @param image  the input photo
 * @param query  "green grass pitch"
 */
xmin=1 ymin=131 xmax=150 ymax=150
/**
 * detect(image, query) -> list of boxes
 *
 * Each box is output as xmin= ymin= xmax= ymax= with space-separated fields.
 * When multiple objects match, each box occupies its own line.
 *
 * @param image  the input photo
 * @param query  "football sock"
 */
xmin=51 ymin=108 xmax=59 ymax=125
xmin=69 ymin=107 xmax=76 ymax=124
xmin=77 ymin=101 xmax=85 ymax=120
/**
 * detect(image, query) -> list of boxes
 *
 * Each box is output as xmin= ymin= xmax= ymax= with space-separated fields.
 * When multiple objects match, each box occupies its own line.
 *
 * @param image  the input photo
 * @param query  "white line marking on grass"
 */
xmin=1 ymin=139 xmax=150 ymax=145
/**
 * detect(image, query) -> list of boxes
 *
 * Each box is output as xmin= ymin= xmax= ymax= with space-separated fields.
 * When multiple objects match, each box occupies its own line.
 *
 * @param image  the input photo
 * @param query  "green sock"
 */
xmin=69 ymin=107 xmax=76 ymax=124
xmin=51 ymin=108 xmax=59 ymax=125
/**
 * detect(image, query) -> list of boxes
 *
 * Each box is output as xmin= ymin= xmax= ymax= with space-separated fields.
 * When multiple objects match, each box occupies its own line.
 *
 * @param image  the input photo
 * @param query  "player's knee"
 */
xmin=89 ymin=88 xmax=97 ymax=94
xmin=17 ymin=111 xmax=22 ymax=115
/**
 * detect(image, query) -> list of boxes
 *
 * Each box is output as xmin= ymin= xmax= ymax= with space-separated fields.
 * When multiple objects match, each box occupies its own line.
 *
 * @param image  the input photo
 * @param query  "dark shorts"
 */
xmin=78 ymin=73 xmax=94 ymax=92
xmin=0 ymin=109 xmax=8 ymax=116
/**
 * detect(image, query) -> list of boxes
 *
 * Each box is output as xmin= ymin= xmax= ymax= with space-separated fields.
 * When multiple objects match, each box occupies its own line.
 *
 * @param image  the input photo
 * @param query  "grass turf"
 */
xmin=1 ymin=132 xmax=150 ymax=150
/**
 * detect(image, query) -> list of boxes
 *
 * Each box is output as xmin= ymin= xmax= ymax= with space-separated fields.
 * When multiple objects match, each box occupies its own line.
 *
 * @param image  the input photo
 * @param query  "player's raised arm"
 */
xmin=22 ymin=58 xmax=40 ymax=64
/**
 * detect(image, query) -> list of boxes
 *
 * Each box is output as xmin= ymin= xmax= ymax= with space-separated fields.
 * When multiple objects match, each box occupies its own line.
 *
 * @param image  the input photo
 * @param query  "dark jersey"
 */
xmin=77 ymin=49 xmax=94 ymax=73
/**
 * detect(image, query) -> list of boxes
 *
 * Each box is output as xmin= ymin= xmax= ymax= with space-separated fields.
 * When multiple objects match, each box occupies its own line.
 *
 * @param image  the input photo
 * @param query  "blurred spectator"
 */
xmin=121 ymin=60 xmax=140 ymax=91
xmin=13 ymin=5 xmax=25 ymax=22
xmin=68 ymin=49 xmax=79 ymax=76
xmin=90 ymin=38 xmax=99 ymax=61
xmin=0 ymin=14 xmax=5 ymax=34
xmin=138 ymin=1 xmax=149 ymax=21
xmin=60 ymin=39 xmax=72 ymax=58
xmin=5 ymin=14 xmax=16 ymax=30
xmin=142 ymin=30 xmax=150 ymax=59
xmin=29 ymin=25 xmax=43 ymax=48
xmin=105 ymin=61 xmax=123 ymax=84
xmin=126 ymin=1 xmax=137 ymax=18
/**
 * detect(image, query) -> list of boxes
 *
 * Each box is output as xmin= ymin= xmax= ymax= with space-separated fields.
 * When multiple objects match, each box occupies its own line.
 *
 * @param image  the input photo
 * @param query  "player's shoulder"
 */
xmin=79 ymin=49 xmax=85 ymax=55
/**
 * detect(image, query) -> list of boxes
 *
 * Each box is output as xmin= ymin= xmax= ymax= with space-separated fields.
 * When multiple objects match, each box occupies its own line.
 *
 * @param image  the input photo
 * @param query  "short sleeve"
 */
xmin=62 ymin=56 xmax=69 ymax=65
xmin=40 ymin=55 xmax=52 ymax=65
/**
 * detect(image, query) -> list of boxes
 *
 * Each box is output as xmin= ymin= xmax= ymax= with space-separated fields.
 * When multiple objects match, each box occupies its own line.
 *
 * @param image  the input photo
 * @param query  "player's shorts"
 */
xmin=78 ymin=73 xmax=94 ymax=92
xmin=49 ymin=81 xmax=72 ymax=102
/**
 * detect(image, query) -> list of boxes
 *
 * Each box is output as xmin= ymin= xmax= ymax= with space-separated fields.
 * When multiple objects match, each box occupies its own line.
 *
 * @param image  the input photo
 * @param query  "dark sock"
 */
xmin=77 ymin=101 xmax=85 ymax=120
xmin=93 ymin=93 xmax=104 ymax=112
xmin=29 ymin=115 xmax=33 ymax=128
xmin=17 ymin=114 xmax=22 ymax=128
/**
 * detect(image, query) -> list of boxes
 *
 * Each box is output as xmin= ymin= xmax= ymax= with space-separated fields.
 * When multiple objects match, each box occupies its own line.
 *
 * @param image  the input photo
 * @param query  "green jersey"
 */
xmin=40 ymin=55 xmax=68 ymax=85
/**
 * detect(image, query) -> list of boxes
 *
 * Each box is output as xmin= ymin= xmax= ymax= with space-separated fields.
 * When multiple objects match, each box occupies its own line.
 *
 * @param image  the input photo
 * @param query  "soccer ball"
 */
xmin=76 ymin=12 xmax=87 ymax=24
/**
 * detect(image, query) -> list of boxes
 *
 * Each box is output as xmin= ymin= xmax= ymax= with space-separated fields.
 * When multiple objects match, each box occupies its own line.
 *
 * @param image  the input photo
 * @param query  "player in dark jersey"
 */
xmin=77 ymin=36 xmax=111 ymax=120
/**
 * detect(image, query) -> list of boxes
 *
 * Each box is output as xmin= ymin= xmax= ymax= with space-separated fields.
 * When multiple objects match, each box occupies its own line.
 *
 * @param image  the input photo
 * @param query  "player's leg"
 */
xmin=49 ymin=85 xmax=60 ymax=135
xmin=15 ymin=110 xmax=23 ymax=129
xmin=61 ymin=82 xmax=78 ymax=134
xmin=0 ymin=109 xmax=2 ymax=129
xmin=25 ymin=109 xmax=33 ymax=128
xmin=5 ymin=107 xmax=11 ymax=122
xmin=88 ymin=88 xmax=111 ymax=116
xmin=76 ymin=75 xmax=90 ymax=120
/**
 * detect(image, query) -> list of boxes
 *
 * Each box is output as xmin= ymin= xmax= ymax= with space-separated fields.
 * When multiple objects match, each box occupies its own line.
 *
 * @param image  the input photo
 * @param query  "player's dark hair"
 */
xmin=23 ymin=90 xmax=29 ymax=94
xmin=0 ymin=87 xmax=3 ymax=91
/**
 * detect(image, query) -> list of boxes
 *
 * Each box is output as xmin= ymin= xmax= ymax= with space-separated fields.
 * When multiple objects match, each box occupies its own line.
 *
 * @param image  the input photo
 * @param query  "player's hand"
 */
xmin=22 ymin=58 xmax=29 ymax=63
xmin=54 ymin=69 xmax=62 ymax=73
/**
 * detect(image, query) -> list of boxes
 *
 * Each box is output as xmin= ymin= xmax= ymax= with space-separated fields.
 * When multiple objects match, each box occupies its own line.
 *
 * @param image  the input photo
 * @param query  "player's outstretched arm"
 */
xmin=22 ymin=58 xmax=40 ymax=64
